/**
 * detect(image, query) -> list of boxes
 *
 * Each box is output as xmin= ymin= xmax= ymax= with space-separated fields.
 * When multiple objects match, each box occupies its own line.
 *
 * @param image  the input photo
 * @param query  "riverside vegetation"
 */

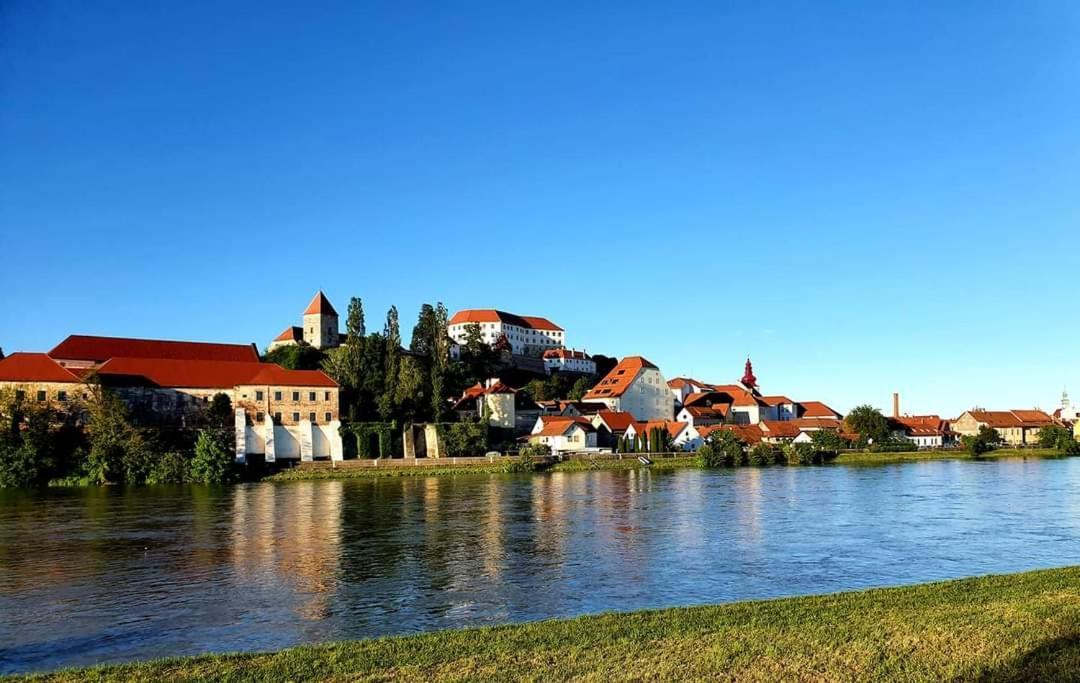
xmin=20 ymin=566 xmax=1080 ymax=682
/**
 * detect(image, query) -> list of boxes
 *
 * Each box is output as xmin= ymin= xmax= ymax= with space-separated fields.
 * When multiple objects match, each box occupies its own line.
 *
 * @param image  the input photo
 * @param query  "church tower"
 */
xmin=302 ymin=291 xmax=339 ymax=349
xmin=741 ymin=356 xmax=759 ymax=394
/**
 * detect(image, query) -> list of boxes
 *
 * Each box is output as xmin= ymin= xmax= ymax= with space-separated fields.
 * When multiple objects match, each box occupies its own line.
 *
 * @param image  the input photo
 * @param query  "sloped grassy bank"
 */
xmin=20 ymin=566 xmax=1080 ymax=682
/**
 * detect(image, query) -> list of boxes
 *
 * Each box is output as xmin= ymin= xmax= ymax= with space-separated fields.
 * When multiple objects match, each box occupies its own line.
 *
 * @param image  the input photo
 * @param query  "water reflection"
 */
xmin=4 ymin=457 xmax=1080 ymax=674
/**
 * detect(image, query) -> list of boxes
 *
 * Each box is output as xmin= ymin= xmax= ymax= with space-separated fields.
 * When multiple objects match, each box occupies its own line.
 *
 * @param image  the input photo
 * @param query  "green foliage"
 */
xmin=146 ymin=451 xmax=193 ymax=485
xmin=869 ymin=439 xmax=918 ymax=453
xmin=504 ymin=454 xmax=537 ymax=473
xmin=436 ymin=421 xmax=488 ymax=457
xmin=519 ymin=441 xmax=552 ymax=457
xmin=963 ymin=425 xmax=1002 ymax=457
xmin=207 ymin=392 xmax=233 ymax=428
xmin=748 ymin=443 xmax=778 ymax=466
xmin=568 ymin=376 xmax=592 ymax=401
xmin=189 ymin=429 xmax=234 ymax=484
xmin=697 ymin=430 xmax=743 ymax=467
xmin=1038 ymin=425 xmax=1074 ymax=451
xmin=263 ymin=343 xmax=326 ymax=371
xmin=809 ymin=429 xmax=847 ymax=453
xmin=347 ymin=422 xmax=395 ymax=458
xmin=783 ymin=442 xmax=819 ymax=465
xmin=85 ymin=389 xmax=152 ymax=484
xmin=522 ymin=372 xmax=597 ymax=403
xmin=844 ymin=405 xmax=890 ymax=445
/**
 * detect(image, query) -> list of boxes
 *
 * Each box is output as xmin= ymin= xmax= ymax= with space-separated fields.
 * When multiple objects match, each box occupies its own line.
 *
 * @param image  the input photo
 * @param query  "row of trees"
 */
xmin=0 ymin=387 xmax=236 ymax=488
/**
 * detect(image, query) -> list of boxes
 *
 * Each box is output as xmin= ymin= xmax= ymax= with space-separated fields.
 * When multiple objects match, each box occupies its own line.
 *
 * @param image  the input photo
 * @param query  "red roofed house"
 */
xmin=1 ymin=334 xmax=344 ymax=463
xmin=796 ymin=401 xmax=843 ymax=420
xmin=667 ymin=377 xmax=713 ymax=408
xmin=590 ymin=409 xmax=636 ymax=449
xmin=625 ymin=420 xmax=703 ymax=451
xmin=582 ymin=356 xmax=673 ymax=421
xmin=448 ymin=309 xmax=564 ymax=358
xmin=952 ymin=409 xmax=1056 ymax=446
xmin=451 ymin=379 xmax=541 ymax=431
xmin=269 ymin=291 xmax=341 ymax=351
xmin=528 ymin=415 xmax=597 ymax=454
xmin=542 ymin=348 xmax=596 ymax=375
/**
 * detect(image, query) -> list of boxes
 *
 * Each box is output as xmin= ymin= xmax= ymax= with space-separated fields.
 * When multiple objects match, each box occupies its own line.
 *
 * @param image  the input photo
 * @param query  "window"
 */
xmin=309 ymin=412 xmax=316 ymax=423
xmin=256 ymin=390 xmax=264 ymax=401
xmin=324 ymin=391 xmax=330 ymax=401
xmin=325 ymin=412 xmax=332 ymax=423
xmin=273 ymin=412 xmax=282 ymax=424
xmin=15 ymin=390 xmax=24 ymax=401
xmin=36 ymin=390 xmax=46 ymax=402
xmin=256 ymin=411 xmax=265 ymax=422
xmin=292 ymin=391 xmax=300 ymax=401
xmin=292 ymin=412 xmax=300 ymax=422
xmin=274 ymin=391 xmax=282 ymax=401
xmin=57 ymin=391 xmax=67 ymax=402
xmin=308 ymin=391 xmax=316 ymax=401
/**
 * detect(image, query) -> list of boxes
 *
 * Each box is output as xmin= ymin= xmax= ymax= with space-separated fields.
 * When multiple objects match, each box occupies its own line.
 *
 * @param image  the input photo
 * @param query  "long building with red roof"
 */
xmin=448 ymin=309 xmax=564 ymax=358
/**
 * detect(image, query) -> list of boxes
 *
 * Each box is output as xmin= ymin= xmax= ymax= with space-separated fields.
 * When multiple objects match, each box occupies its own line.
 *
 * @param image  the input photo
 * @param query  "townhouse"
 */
xmin=582 ymin=356 xmax=673 ymax=421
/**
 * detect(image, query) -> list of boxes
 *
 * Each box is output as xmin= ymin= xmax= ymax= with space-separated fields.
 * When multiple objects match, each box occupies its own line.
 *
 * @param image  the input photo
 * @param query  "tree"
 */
xmin=207 ymin=392 xmax=233 ymax=429
xmin=347 ymin=297 xmax=366 ymax=339
xmin=698 ymin=429 xmax=744 ymax=466
xmin=592 ymin=354 xmax=618 ymax=378
xmin=264 ymin=343 xmax=326 ymax=371
xmin=748 ymin=443 xmax=778 ymax=466
xmin=378 ymin=306 xmax=402 ymax=420
xmin=963 ymin=425 xmax=1002 ymax=456
xmin=809 ymin=429 xmax=847 ymax=453
xmin=190 ymin=428 xmax=234 ymax=484
xmin=844 ymin=405 xmax=890 ymax=445
xmin=1038 ymin=425 xmax=1072 ymax=450
xmin=568 ymin=376 xmax=592 ymax=401
xmin=85 ymin=388 xmax=150 ymax=484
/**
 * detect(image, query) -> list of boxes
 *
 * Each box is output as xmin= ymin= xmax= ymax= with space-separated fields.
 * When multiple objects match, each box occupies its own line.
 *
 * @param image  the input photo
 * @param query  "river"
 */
xmin=2 ymin=456 xmax=1079 ymax=674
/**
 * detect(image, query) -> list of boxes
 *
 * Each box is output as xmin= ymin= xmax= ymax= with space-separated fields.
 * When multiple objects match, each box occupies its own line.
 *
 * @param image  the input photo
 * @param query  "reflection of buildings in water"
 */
xmin=733 ymin=468 xmax=764 ymax=541
xmin=230 ymin=481 xmax=344 ymax=622
xmin=528 ymin=474 xmax=569 ymax=570
xmin=479 ymin=476 xmax=506 ymax=580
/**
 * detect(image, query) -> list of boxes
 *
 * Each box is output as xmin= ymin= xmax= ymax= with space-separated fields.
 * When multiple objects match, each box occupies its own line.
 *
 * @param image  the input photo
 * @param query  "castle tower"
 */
xmin=302 ymin=291 xmax=339 ymax=350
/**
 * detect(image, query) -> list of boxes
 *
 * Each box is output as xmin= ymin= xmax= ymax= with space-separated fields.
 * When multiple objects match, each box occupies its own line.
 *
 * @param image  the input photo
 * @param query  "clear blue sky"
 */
xmin=2 ymin=1 xmax=1078 ymax=417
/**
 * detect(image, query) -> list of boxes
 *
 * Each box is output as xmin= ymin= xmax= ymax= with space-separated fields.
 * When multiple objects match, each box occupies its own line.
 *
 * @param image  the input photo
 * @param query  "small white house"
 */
xmin=543 ymin=348 xmax=596 ymax=375
xmin=529 ymin=416 xmax=597 ymax=454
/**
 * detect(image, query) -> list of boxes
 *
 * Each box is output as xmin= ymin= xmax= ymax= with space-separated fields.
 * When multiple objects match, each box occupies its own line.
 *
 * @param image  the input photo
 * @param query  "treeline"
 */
xmin=0 ymin=387 xmax=236 ymax=488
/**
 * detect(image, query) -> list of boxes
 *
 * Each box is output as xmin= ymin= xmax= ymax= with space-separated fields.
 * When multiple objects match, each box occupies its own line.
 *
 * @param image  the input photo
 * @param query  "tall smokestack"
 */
xmin=893 ymin=392 xmax=900 ymax=418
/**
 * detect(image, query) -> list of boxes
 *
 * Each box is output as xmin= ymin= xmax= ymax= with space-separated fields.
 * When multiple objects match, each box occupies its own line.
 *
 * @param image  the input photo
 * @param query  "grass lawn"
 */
xmin=20 ymin=566 xmax=1080 ymax=682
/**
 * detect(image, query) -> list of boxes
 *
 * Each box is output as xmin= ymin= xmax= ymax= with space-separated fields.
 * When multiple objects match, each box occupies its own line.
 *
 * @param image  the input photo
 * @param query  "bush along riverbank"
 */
xmin=22 ymin=566 xmax=1080 ymax=682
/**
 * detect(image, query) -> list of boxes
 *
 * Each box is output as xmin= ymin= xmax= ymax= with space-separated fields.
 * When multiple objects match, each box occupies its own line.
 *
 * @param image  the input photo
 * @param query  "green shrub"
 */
xmin=505 ymin=454 xmax=537 ymax=473
xmin=783 ymin=442 xmax=818 ymax=465
xmin=748 ymin=443 xmax=778 ymax=466
xmin=146 ymin=451 xmax=193 ymax=485
xmin=190 ymin=429 xmax=235 ymax=484
xmin=964 ymin=425 xmax=1002 ymax=457
xmin=519 ymin=442 xmax=551 ymax=457
xmin=868 ymin=439 xmax=918 ymax=453
xmin=698 ymin=430 xmax=743 ymax=467
xmin=436 ymin=422 xmax=489 ymax=457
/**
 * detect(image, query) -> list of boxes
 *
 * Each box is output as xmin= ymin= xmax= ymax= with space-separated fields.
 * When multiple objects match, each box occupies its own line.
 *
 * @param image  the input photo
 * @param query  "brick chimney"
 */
xmin=893 ymin=392 xmax=900 ymax=418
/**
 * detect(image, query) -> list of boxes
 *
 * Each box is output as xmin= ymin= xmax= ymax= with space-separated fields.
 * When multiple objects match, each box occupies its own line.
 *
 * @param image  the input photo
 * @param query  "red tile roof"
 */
xmin=534 ymin=415 xmax=595 ymax=437
xmin=583 ymin=356 xmax=659 ymax=400
xmin=96 ymin=357 xmax=337 ymax=389
xmin=627 ymin=420 xmax=690 ymax=440
xmin=791 ymin=417 xmax=842 ymax=430
xmin=448 ymin=309 xmax=563 ymax=331
xmin=595 ymin=410 xmax=635 ymax=432
xmin=965 ymin=410 xmax=1022 ymax=428
xmin=707 ymin=384 xmax=763 ymax=408
xmin=303 ymin=291 xmax=337 ymax=316
xmin=760 ymin=420 xmax=801 ymax=439
xmin=1011 ymin=410 xmax=1055 ymax=426
xmin=699 ymin=423 xmax=764 ymax=445
xmin=274 ymin=326 xmax=303 ymax=343
xmin=797 ymin=401 xmax=842 ymax=419
xmin=0 ymin=353 xmax=83 ymax=383
xmin=49 ymin=335 xmax=259 ymax=364
xmin=543 ymin=348 xmax=590 ymax=360
xmin=760 ymin=395 xmax=794 ymax=406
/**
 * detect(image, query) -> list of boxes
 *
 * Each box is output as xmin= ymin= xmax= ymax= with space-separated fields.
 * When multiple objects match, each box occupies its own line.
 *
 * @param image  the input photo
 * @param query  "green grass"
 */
xmin=264 ymin=463 xmax=521 ymax=480
xmin=548 ymin=455 xmax=702 ymax=472
xmin=18 ymin=566 xmax=1080 ymax=682
xmin=831 ymin=447 xmax=1065 ymax=466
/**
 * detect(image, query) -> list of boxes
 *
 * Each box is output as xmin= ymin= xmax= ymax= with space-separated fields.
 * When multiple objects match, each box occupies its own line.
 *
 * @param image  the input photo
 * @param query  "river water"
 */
xmin=2 ymin=457 xmax=1080 ymax=674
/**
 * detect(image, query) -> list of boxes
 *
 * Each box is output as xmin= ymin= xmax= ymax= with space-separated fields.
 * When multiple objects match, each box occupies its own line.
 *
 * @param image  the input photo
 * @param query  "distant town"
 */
xmin=1 ymin=290 xmax=1077 ymax=473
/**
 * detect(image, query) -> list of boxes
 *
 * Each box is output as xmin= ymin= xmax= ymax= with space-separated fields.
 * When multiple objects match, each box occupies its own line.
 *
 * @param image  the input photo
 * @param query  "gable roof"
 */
xmin=698 ymin=423 xmax=764 ymax=445
xmin=964 ymin=410 xmax=1023 ymax=428
xmin=303 ymin=291 xmax=337 ymax=316
xmin=583 ymin=356 xmax=659 ymax=400
xmin=96 ymin=357 xmax=337 ymax=389
xmin=0 ymin=352 xmax=83 ymax=383
xmin=707 ymin=384 xmax=763 ymax=408
xmin=759 ymin=395 xmax=795 ymax=406
xmin=448 ymin=310 xmax=563 ymax=331
xmin=534 ymin=415 xmax=595 ymax=437
xmin=759 ymin=420 xmax=801 ymax=439
xmin=797 ymin=401 xmax=842 ymax=419
xmin=595 ymin=410 xmax=636 ymax=432
xmin=543 ymin=348 xmax=590 ymax=360
xmin=274 ymin=326 xmax=304 ymax=343
xmin=49 ymin=335 xmax=259 ymax=364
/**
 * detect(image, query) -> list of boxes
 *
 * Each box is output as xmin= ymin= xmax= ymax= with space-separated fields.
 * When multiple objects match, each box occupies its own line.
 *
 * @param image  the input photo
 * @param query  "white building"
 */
xmin=529 ymin=416 xmax=597 ymax=454
xmin=582 ymin=356 xmax=673 ymax=421
xmin=447 ymin=309 xmax=564 ymax=357
xmin=543 ymin=348 xmax=596 ymax=375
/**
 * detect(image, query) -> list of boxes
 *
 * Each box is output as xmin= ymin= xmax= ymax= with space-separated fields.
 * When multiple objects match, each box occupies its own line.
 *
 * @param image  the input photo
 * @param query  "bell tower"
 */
xmin=741 ymin=356 xmax=758 ymax=393
xmin=302 ymin=291 xmax=339 ymax=350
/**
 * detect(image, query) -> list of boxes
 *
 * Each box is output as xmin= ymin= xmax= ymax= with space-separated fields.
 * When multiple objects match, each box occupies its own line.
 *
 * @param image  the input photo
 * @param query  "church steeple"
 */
xmin=741 ymin=356 xmax=758 ymax=391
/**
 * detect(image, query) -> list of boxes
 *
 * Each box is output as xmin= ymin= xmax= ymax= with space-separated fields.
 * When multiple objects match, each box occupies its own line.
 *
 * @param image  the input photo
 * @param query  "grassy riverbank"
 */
xmin=22 ymin=566 xmax=1080 ymax=682
xmin=263 ymin=448 xmax=1067 ymax=481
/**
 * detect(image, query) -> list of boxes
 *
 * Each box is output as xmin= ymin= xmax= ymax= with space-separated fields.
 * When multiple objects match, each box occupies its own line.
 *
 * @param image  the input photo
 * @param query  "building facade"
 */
xmin=270 ymin=291 xmax=341 ymax=351
xmin=542 ymin=348 xmax=596 ymax=375
xmin=582 ymin=356 xmax=673 ymax=421
xmin=448 ymin=309 xmax=564 ymax=357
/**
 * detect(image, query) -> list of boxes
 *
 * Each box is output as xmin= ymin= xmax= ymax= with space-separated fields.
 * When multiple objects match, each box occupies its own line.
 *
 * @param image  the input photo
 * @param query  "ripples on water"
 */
xmin=2 ymin=457 xmax=1080 ymax=673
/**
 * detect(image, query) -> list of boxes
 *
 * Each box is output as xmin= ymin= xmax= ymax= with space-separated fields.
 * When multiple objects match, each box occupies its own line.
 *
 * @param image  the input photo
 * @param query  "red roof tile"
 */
xmin=699 ymin=423 xmax=764 ymax=445
xmin=543 ymin=348 xmax=590 ymax=360
xmin=448 ymin=309 xmax=563 ymax=331
xmin=595 ymin=410 xmax=636 ymax=432
xmin=274 ymin=326 xmax=303 ymax=342
xmin=797 ymin=401 xmax=842 ymax=419
xmin=303 ymin=291 xmax=337 ymax=316
xmin=96 ymin=357 xmax=337 ymax=389
xmin=759 ymin=395 xmax=794 ymax=406
xmin=583 ymin=356 xmax=659 ymax=400
xmin=707 ymin=384 xmax=763 ymax=407
xmin=760 ymin=420 xmax=801 ymax=439
xmin=0 ymin=353 xmax=82 ymax=383
xmin=49 ymin=335 xmax=259 ymax=364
